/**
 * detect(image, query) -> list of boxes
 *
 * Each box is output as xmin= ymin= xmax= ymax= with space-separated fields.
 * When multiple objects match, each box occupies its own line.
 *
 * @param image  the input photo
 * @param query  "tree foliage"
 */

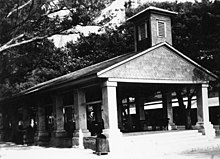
xmin=1 ymin=0 xmax=220 ymax=101
xmin=64 ymin=23 xmax=134 ymax=71
xmin=0 ymin=40 xmax=64 ymax=96
xmin=126 ymin=0 xmax=220 ymax=128
xmin=0 ymin=0 xmax=110 ymax=53
xmin=0 ymin=0 xmax=111 ymax=97
xmin=127 ymin=0 xmax=220 ymax=76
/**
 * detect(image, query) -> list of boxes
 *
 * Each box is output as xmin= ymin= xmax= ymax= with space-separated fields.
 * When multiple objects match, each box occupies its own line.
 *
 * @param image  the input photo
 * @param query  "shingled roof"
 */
xmin=1 ymin=42 xmax=218 ymax=102
xmin=20 ymin=51 xmax=136 ymax=95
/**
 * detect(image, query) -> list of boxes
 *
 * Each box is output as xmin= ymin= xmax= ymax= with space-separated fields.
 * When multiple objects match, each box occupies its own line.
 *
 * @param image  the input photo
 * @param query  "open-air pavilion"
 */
xmin=0 ymin=6 xmax=219 ymax=152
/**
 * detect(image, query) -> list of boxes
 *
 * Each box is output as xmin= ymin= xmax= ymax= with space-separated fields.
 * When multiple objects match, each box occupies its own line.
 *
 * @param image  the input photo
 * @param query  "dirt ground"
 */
xmin=1 ymin=142 xmax=220 ymax=159
xmin=180 ymin=148 xmax=220 ymax=159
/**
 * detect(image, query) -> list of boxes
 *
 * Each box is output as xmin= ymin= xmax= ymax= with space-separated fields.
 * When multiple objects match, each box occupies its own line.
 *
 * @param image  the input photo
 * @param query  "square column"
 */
xmin=52 ymin=95 xmax=66 ymax=137
xmin=196 ymin=84 xmax=215 ymax=138
xmin=36 ymin=100 xmax=49 ymax=146
xmin=72 ymin=89 xmax=91 ymax=148
xmin=162 ymin=91 xmax=176 ymax=130
xmin=51 ymin=95 xmax=72 ymax=147
xmin=116 ymin=92 xmax=123 ymax=130
xmin=102 ymin=81 xmax=122 ymax=153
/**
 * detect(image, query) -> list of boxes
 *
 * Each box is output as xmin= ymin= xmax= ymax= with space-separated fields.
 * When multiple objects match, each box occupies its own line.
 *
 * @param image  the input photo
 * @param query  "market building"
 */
xmin=0 ymin=6 xmax=219 ymax=151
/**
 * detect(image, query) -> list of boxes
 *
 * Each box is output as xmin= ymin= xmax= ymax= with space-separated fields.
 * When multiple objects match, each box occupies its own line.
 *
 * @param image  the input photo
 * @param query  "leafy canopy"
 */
xmin=1 ymin=0 xmax=220 ymax=99
xmin=0 ymin=0 xmax=112 ymax=97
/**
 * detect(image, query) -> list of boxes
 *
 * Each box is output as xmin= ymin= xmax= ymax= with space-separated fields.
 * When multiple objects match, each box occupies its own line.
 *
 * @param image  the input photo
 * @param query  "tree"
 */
xmin=64 ymin=23 xmax=134 ymax=70
xmin=0 ymin=39 xmax=66 ymax=97
xmin=1 ymin=0 xmax=220 ymax=105
xmin=0 ymin=0 xmax=110 ymax=54
xmin=0 ymin=0 xmax=112 ymax=98
xmin=172 ymin=1 xmax=220 ymax=77
xmin=176 ymin=87 xmax=195 ymax=129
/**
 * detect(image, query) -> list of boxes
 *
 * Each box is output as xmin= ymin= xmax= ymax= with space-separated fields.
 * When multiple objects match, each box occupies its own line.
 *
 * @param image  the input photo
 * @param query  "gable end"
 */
xmin=98 ymin=45 xmax=216 ymax=83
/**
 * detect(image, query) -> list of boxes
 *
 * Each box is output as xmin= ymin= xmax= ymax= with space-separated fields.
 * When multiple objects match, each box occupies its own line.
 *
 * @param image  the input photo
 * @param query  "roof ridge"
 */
xmin=21 ymin=51 xmax=136 ymax=94
xmin=127 ymin=6 xmax=177 ymax=21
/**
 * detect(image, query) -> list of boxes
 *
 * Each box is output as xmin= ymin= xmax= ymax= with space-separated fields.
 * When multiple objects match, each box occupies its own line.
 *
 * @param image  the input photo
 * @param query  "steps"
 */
xmin=122 ymin=130 xmax=220 ymax=155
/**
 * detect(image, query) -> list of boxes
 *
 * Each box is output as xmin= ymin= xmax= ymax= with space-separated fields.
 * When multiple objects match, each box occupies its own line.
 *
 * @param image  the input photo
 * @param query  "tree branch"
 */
xmin=0 ymin=35 xmax=46 ymax=53
xmin=0 ymin=27 xmax=75 ymax=54
xmin=3 ymin=34 xmax=25 ymax=47
xmin=6 ymin=0 xmax=33 ymax=18
xmin=11 ymin=0 xmax=35 ymax=31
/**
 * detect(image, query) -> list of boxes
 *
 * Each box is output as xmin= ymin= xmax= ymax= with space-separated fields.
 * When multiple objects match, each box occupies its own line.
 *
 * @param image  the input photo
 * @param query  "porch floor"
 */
xmin=120 ymin=129 xmax=220 ymax=157
xmin=123 ymin=129 xmax=187 ymax=136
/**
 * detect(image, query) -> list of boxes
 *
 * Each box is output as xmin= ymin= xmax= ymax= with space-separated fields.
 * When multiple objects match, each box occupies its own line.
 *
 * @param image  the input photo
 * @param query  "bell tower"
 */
xmin=127 ymin=6 xmax=177 ymax=52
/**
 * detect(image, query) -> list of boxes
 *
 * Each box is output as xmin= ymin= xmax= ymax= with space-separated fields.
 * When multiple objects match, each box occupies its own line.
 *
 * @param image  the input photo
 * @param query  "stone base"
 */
xmin=81 ymin=136 xmax=110 ymax=153
xmin=83 ymin=137 xmax=96 ymax=150
xmin=102 ymin=129 xmax=122 ymax=138
xmin=72 ymin=129 xmax=91 ymax=148
xmin=204 ymin=122 xmax=216 ymax=139
xmin=35 ymin=131 xmax=50 ymax=147
xmin=0 ymin=131 xmax=4 ymax=141
xmin=50 ymin=136 xmax=72 ymax=148
xmin=102 ymin=129 xmax=122 ymax=153
xmin=169 ymin=123 xmax=177 ymax=130
xmin=216 ymin=129 xmax=220 ymax=136
xmin=49 ymin=130 xmax=72 ymax=148
xmin=54 ymin=130 xmax=67 ymax=137
xmin=196 ymin=122 xmax=205 ymax=134
xmin=73 ymin=136 xmax=97 ymax=150
xmin=72 ymin=136 xmax=80 ymax=147
xmin=196 ymin=122 xmax=215 ymax=139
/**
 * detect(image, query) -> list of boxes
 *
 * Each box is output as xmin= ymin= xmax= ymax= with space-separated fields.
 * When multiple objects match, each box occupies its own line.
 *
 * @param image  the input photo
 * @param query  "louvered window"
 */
xmin=138 ymin=22 xmax=148 ymax=41
xmin=157 ymin=20 xmax=166 ymax=37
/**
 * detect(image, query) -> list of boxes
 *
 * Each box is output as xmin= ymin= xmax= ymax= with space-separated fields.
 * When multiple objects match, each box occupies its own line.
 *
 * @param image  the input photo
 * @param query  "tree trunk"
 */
xmin=185 ymin=90 xmax=194 ymax=130
xmin=185 ymin=108 xmax=192 ymax=130
xmin=176 ymin=90 xmax=186 ymax=125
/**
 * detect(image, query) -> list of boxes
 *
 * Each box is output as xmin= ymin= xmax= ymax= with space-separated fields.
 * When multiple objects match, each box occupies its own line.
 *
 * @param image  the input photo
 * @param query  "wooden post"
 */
xmin=102 ymin=81 xmax=122 ymax=153
xmin=72 ymin=89 xmax=91 ymax=147
xmin=196 ymin=84 xmax=215 ymax=138
xmin=36 ymin=99 xmax=49 ymax=146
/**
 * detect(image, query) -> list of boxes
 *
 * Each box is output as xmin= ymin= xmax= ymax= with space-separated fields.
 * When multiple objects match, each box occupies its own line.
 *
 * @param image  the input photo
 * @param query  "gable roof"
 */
xmin=19 ymin=51 xmax=136 ymax=95
xmin=9 ymin=42 xmax=219 ymax=97
xmin=97 ymin=42 xmax=218 ymax=82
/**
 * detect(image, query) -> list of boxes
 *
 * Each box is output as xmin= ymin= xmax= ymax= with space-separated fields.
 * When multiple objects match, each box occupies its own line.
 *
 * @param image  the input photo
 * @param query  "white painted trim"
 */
xmin=107 ymin=77 xmax=209 ymax=84
xmin=102 ymin=81 xmax=118 ymax=87
xmin=202 ymin=83 xmax=209 ymax=88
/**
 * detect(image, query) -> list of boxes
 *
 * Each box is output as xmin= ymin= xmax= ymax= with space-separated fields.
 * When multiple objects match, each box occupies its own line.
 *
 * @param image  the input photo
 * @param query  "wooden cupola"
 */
xmin=127 ymin=6 xmax=177 ymax=52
